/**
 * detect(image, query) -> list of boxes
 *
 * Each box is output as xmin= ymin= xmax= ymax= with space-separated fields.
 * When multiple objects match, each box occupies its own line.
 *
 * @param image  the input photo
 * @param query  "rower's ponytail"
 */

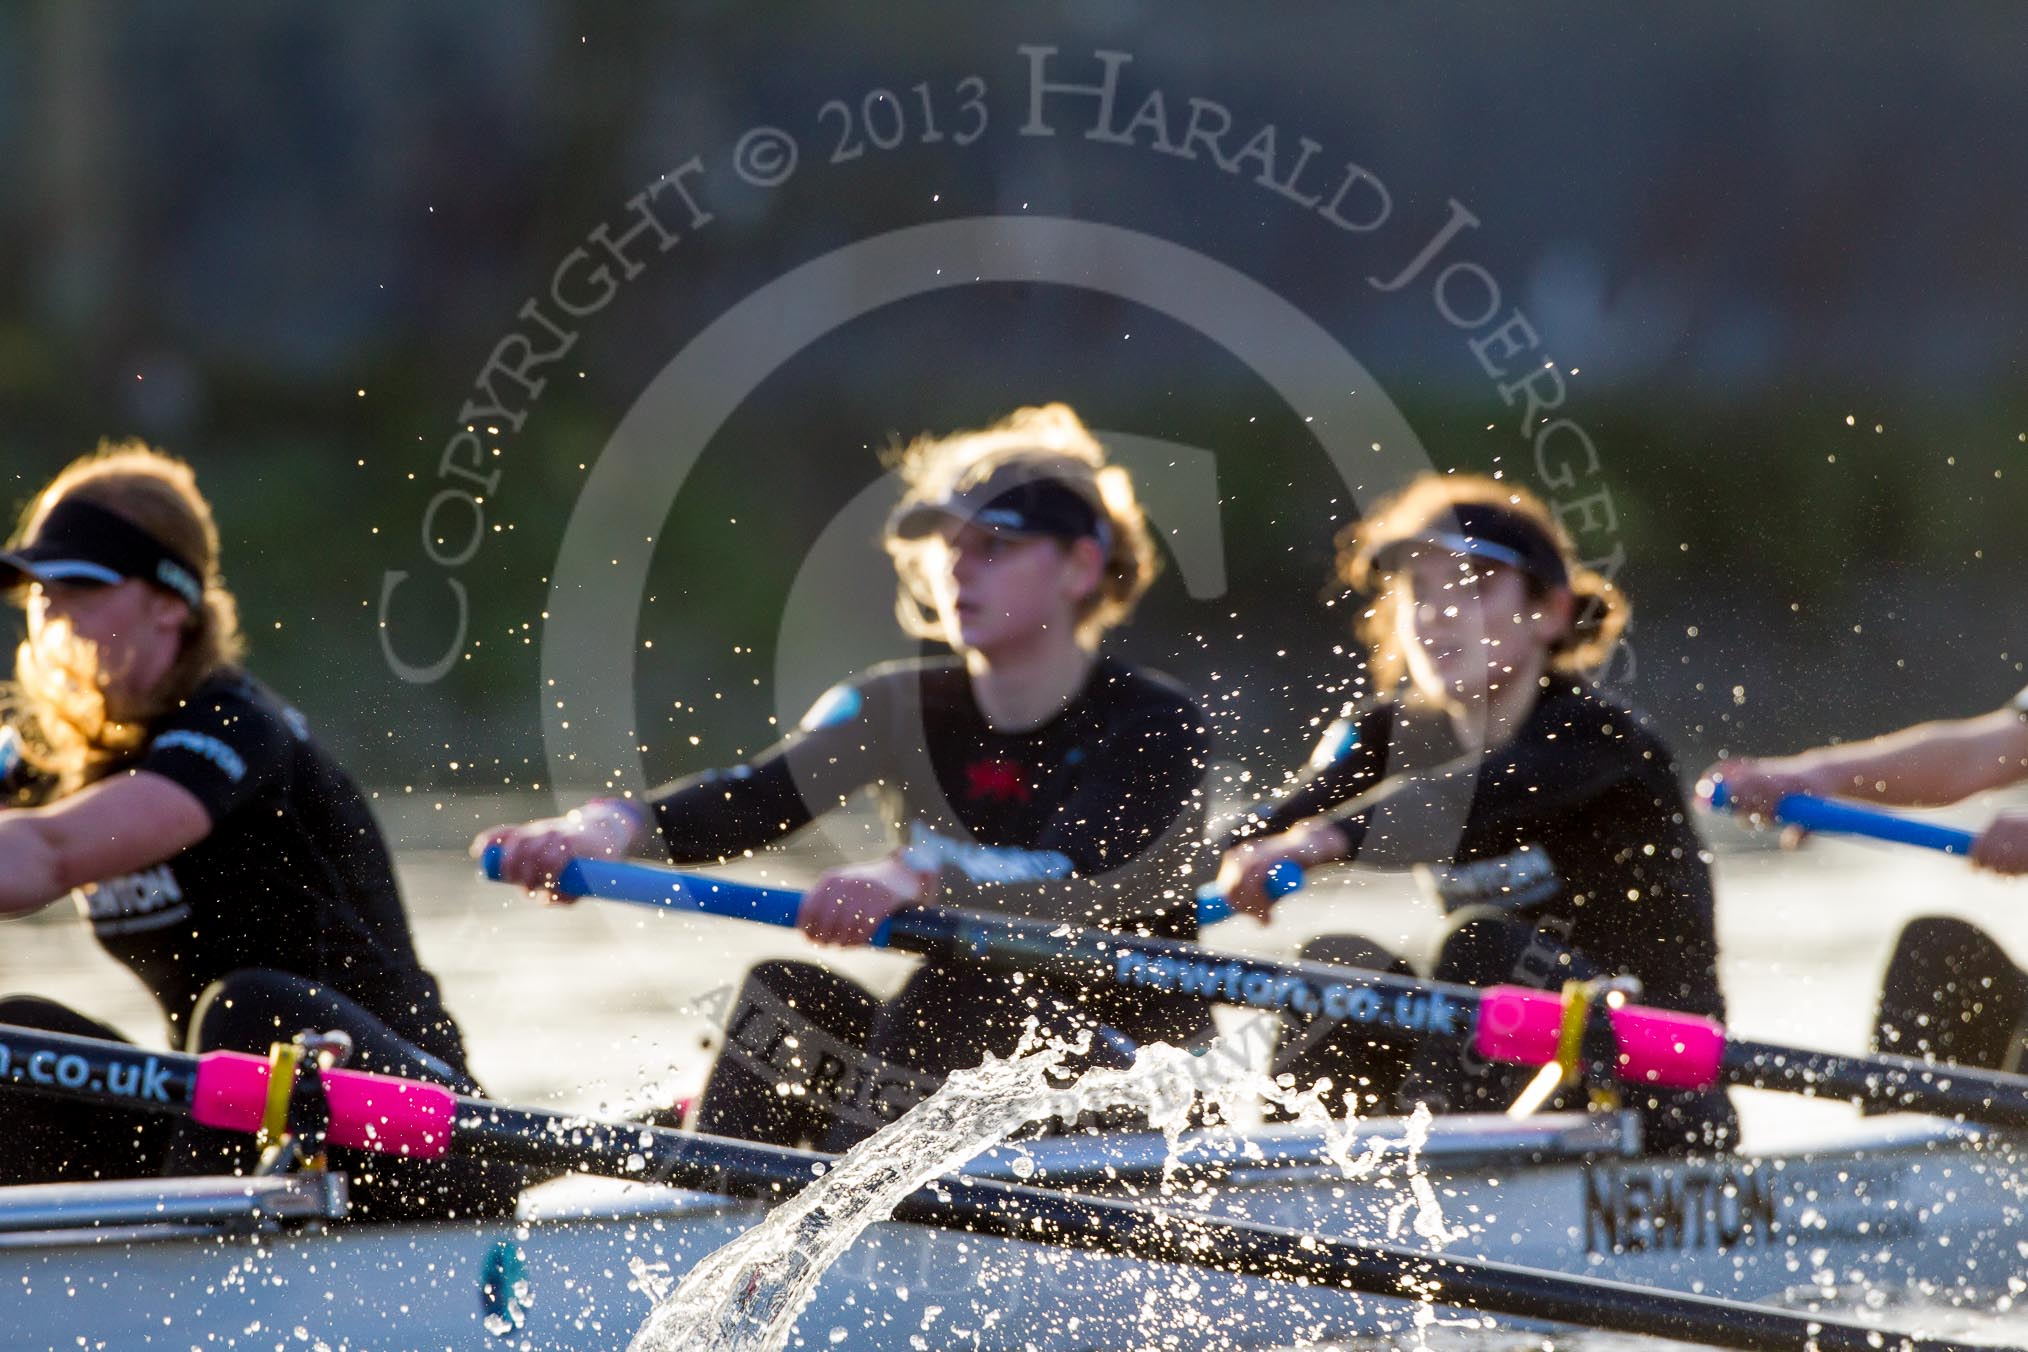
xmin=1559 ymin=559 xmax=1629 ymax=676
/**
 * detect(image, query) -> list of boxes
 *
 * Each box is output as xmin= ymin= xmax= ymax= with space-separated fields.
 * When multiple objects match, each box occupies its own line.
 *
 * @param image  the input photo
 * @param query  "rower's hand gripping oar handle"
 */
xmin=478 ymin=843 xmax=1299 ymax=931
xmin=1192 ymin=860 xmax=1305 ymax=926
xmin=1703 ymin=779 xmax=1976 ymax=856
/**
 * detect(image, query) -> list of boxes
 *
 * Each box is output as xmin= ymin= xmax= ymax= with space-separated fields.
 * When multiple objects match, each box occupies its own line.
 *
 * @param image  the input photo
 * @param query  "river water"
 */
xmin=4 ymin=793 xmax=2026 ymax=1348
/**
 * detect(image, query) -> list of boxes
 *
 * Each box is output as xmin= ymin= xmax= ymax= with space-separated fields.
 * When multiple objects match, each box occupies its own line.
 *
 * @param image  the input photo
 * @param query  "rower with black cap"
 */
xmin=1710 ymin=694 xmax=2028 ymax=1077
xmin=477 ymin=404 xmax=1213 ymax=1150
xmin=0 ymin=440 xmax=520 ymax=1218
xmin=1215 ymin=473 xmax=1736 ymax=1154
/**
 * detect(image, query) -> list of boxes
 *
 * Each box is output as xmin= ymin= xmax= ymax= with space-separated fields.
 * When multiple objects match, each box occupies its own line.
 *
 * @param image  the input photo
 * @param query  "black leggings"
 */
xmin=0 ymin=969 xmax=526 ymax=1221
xmin=1271 ymin=909 xmax=1737 ymax=1155
xmin=1872 ymin=916 xmax=2028 ymax=1073
xmin=694 ymin=957 xmax=1212 ymax=1153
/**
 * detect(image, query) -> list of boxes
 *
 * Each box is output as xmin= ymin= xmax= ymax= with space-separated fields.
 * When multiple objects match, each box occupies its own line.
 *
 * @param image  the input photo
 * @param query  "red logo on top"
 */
xmin=965 ymin=758 xmax=1032 ymax=804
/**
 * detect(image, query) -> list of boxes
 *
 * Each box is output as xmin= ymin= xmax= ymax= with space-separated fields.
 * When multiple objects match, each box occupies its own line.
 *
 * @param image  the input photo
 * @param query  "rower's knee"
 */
xmin=1885 ymin=916 xmax=2005 ymax=977
xmin=0 ymin=994 xmax=105 ymax=1037
xmin=1874 ymin=916 xmax=2028 ymax=1069
xmin=696 ymin=961 xmax=884 ymax=1148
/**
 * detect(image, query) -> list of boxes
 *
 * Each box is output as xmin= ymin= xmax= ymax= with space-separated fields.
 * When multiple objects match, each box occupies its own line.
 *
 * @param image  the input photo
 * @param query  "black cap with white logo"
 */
xmin=0 ymin=498 xmax=205 ymax=608
xmin=888 ymin=461 xmax=1110 ymax=551
xmin=1367 ymin=501 xmax=1570 ymax=591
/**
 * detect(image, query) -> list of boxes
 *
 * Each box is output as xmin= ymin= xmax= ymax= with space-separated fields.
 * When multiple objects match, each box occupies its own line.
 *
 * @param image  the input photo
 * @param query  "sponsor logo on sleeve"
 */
xmin=1307 ymin=718 xmax=1360 ymax=770
xmin=799 ymin=683 xmax=864 ymax=732
xmin=151 ymin=730 xmax=247 ymax=783
xmin=74 ymin=864 xmax=191 ymax=936
xmin=1418 ymin=846 xmax=1562 ymax=916
xmin=899 ymin=821 xmax=1073 ymax=884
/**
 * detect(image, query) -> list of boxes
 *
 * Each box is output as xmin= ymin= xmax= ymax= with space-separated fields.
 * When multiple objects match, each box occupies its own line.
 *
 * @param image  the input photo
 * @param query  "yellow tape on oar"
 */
xmin=259 ymin=1040 xmax=301 ymax=1150
xmin=257 ymin=1039 xmax=329 ymax=1171
xmin=1505 ymin=978 xmax=1624 ymax=1118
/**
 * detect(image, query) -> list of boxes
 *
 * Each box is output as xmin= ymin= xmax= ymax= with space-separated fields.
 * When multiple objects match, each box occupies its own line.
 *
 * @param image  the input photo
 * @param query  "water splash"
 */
xmin=629 ymin=1022 xmax=1467 ymax=1352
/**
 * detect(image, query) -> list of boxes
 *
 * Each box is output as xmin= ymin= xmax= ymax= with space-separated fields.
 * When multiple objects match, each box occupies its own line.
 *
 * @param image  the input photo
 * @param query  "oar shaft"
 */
xmin=1724 ymin=1038 xmax=2028 ymax=1130
xmin=481 ymin=854 xmax=2028 ymax=1131
xmin=1705 ymin=781 xmax=1977 ymax=855
xmin=481 ymin=847 xmax=1493 ymax=1047
xmin=481 ymin=845 xmax=1293 ymax=930
xmin=0 ymin=1023 xmax=460 ymax=1156
xmin=1772 ymin=794 xmax=1977 ymax=854
xmin=0 ymin=1024 xmax=197 ymax=1111
xmin=551 ymin=855 xmax=802 ymax=926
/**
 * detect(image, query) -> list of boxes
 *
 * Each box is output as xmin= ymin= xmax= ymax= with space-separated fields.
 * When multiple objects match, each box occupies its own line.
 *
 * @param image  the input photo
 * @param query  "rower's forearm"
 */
xmin=1780 ymin=712 xmax=2028 ymax=807
xmin=0 ymin=813 xmax=66 ymax=914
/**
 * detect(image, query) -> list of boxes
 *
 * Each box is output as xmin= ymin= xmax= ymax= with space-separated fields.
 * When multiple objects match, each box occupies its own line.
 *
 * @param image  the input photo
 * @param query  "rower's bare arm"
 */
xmin=0 ymin=771 xmax=210 ymax=914
xmin=1716 ymin=706 xmax=2028 ymax=813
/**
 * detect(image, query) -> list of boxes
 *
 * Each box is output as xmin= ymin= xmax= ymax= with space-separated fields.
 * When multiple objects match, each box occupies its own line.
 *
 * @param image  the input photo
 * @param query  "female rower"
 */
xmin=478 ymin=405 xmax=1212 ymax=1150
xmin=0 ymin=443 xmax=516 ymax=1218
xmin=1710 ymin=700 xmax=2028 ymax=1072
xmin=1216 ymin=474 xmax=1735 ymax=1154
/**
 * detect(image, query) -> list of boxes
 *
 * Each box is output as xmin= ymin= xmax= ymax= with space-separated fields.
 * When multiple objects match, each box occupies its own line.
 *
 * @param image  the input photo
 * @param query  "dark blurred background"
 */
xmin=2 ymin=3 xmax=2022 ymax=806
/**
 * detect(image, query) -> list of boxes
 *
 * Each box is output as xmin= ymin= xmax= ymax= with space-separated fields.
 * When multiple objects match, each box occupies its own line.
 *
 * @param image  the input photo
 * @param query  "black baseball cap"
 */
xmin=888 ymin=460 xmax=1111 ymax=551
xmin=1366 ymin=501 xmax=1570 ymax=590
xmin=0 ymin=497 xmax=205 ymax=608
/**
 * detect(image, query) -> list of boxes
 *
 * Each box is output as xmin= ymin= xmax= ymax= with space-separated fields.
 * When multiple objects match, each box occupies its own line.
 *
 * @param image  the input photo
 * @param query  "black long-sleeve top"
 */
xmin=1231 ymin=681 xmax=1727 ymax=1020
xmin=646 ymin=657 xmax=1212 ymax=936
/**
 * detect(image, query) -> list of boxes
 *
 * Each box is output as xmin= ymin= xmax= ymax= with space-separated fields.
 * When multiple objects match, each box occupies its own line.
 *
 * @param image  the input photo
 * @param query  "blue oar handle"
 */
xmin=1704 ymin=781 xmax=1976 ymax=856
xmin=478 ymin=843 xmax=803 ymax=928
xmin=480 ymin=844 xmax=1297 ymax=931
xmin=1193 ymin=860 xmax=1305 ymax=927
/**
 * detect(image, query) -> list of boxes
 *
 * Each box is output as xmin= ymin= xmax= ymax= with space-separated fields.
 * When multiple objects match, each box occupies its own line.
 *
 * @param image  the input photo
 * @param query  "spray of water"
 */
xmin=628 ymin=1022 xmax=1466 ymax=1352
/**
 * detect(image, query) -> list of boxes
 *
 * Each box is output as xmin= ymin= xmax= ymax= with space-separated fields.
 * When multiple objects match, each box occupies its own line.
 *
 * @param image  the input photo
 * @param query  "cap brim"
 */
xmin=1371 ymin=532 xmax=1534 ymax=577
xmin=888 ymin=499 xmax=1040 ymax=540
xmin=0 ymin=549 xmax=124 ymax=596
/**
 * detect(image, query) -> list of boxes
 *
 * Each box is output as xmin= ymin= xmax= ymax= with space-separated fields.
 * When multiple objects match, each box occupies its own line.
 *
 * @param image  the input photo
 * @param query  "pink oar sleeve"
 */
xmin=1473 ymin=985 xmax=1726 ymax=1091
xmin=191 ymin=1051 xmax=458 ymax=1159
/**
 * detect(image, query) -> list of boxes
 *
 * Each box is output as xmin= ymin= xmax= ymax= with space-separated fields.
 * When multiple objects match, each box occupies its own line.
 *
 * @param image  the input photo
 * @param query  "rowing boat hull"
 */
xmin=4 ymin=1113 xmax=2022 ymax=1350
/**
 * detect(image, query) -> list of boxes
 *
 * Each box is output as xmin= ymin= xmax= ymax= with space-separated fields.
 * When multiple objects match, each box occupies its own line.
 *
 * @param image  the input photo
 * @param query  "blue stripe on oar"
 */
xmin=478 ymin=844 xmax=803 ymax=928
xmin=1705 ymin=782 xmax=1976 ymax=856
xmin=480 ymin=844 xmax=1294 ymax=930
